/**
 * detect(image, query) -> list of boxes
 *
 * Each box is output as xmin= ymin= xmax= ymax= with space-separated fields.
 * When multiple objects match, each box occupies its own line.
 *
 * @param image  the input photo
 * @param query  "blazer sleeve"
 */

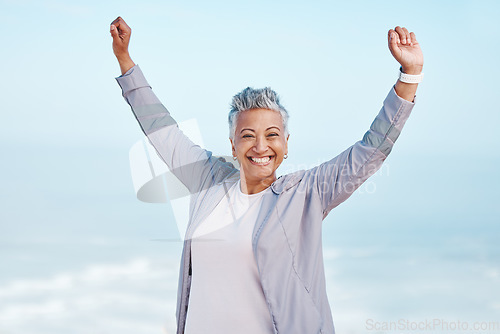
xmin=306 ymin=86 xmax=415 ymax=218
xmin=116 ymin=65 xmax=237 ymax=194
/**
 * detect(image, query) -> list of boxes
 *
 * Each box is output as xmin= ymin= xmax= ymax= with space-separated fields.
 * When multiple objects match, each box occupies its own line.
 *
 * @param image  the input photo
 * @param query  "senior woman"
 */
xmin=110 ymin=17 xmax=423 ymax=334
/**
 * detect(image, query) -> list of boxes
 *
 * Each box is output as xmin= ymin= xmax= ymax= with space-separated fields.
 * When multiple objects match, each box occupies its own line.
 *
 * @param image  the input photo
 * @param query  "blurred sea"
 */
xmin=1 ymin=145 xmax=498 ymax=334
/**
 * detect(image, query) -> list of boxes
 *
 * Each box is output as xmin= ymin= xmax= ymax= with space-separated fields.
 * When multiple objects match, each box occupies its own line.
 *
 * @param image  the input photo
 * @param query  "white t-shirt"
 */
xmin=184 ymin=180 xmax=275 ymax=334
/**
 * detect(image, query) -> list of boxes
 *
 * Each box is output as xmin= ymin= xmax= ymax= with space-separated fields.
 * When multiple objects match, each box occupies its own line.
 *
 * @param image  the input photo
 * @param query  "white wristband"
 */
xmin=399 ymin=67 xmax=424 ymax=83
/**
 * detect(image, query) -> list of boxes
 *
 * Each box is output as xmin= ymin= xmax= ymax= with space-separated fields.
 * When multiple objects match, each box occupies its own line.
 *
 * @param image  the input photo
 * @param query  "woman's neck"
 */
xmin=239 ymin=176 xmax=276 ymax=195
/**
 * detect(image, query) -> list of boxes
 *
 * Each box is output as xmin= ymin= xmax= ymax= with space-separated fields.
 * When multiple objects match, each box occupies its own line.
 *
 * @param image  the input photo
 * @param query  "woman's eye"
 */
xmin=268 ymin=133 xmax=279 ymax=137
xmin=242 ymin=134 xmax=254 ymax=138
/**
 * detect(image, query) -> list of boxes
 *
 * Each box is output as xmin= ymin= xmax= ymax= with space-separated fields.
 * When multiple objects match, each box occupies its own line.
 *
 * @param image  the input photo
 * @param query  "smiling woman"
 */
xmin=110 ymin=15 xmax=423 ymax=334
xmin=228 ymin=86 xmax=290 ymax=194
xmin=230 ymin=106 xmax=289 ymax=194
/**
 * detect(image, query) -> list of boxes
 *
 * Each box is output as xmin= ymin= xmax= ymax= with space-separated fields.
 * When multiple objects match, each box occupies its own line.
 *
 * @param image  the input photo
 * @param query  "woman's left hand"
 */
xmin=388 ymin=26 xmax=424 ymax=75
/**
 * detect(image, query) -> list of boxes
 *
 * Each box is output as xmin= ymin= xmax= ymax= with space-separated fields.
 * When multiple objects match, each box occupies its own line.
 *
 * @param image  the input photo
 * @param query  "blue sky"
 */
xmin=1 ymin=0 xmax=499 ymax=333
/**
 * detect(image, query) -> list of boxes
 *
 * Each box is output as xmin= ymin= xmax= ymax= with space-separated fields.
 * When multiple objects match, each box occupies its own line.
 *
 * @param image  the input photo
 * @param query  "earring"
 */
xmin=233 ymin=156 xmax=237 ymax=161
xmin=284 ymin=154 xmax=288 ymax=159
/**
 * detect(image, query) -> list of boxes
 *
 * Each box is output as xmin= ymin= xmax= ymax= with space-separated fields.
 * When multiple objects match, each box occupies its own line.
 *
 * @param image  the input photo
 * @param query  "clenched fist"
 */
xmin=388 ymin=26 xmax=424 ymax=75
xmin=110 ymin=16 xmax=135 ymax=75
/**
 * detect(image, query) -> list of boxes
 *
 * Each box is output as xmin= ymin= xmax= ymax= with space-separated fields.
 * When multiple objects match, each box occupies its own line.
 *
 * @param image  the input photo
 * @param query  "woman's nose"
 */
xmin=253 ymin=136 xmax=268 ymax=154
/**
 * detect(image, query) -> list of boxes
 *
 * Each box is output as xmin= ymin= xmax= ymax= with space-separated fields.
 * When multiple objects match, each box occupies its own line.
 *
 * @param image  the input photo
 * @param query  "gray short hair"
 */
xmin=228 ymin=87 xmax=289 ymax=139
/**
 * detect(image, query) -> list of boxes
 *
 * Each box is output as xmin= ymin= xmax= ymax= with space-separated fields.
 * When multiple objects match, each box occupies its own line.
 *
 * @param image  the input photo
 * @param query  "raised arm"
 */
xmin=310 ymin=26 xmax=423 ymax=217
xmin=110 ymin=17 xmax=237 ymax=194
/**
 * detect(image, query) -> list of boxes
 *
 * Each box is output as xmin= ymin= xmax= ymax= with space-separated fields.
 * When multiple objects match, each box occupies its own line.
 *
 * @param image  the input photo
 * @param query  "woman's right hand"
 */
xmin=110 ymin=17 xmax=135 ymax=75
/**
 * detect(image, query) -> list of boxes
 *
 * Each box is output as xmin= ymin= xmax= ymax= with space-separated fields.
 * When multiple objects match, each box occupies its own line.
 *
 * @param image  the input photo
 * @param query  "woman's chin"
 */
xmin=241 ymin=168 xmax=276 ymax=184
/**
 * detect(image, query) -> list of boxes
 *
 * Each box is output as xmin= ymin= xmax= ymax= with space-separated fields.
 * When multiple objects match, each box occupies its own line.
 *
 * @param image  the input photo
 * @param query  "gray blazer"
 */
xmin=116 ymin=65 xmax=415 ymax=334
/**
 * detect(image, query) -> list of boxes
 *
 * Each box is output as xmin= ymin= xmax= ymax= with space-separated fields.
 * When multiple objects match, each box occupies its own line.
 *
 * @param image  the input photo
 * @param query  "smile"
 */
xmin=248 ymin=156 xmax=272 ymax=165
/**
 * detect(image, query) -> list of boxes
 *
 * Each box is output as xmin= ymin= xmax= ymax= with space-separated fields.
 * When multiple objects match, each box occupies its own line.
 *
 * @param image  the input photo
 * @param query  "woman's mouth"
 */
xmin=248 ymin=156 xmax=272 ymax=165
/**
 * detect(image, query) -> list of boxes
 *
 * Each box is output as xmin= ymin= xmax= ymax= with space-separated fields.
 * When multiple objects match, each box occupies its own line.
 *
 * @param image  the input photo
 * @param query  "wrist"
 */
xmin=401 ymin=65 xmax=423 ymax=75
xmin=116 ymin=52 xmax=132 ymax=63
xmin=116 ymin=54 xmax=135 ymax=75
xmin=398 ymin=66 xmax=424 ymax=84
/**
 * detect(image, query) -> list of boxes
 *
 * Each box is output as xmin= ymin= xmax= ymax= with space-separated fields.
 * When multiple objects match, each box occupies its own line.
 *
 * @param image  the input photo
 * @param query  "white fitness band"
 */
xmin=399 ymin=67 xmax=424 ymax=83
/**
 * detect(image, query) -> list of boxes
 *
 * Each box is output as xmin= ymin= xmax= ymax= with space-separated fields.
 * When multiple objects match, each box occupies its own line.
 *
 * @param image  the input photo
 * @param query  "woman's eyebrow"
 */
xmin=240 ymin=126 xmax=281 ymax=133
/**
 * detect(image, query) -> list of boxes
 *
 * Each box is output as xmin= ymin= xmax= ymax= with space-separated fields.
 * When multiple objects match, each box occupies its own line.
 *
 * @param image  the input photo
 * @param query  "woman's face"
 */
xmin=230 ymin=108 xmax=289 ymax=189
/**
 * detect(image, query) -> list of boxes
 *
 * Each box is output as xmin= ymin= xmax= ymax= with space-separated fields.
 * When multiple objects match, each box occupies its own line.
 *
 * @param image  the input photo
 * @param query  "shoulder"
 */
xmin=271 ymin=169 xmax=307 ymax=194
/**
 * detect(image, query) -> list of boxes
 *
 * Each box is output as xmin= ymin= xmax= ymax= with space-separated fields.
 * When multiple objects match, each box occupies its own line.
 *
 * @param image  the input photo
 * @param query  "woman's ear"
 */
xmin=285 ymin=134 xmax=290 ymax=155
xmin=229 ymin=137 xmax=236 ymax=155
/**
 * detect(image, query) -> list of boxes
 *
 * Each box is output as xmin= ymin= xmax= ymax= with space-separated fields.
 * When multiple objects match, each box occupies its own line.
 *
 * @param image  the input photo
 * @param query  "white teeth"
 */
xmin=251 ymin=156 xmax=271 ymax=164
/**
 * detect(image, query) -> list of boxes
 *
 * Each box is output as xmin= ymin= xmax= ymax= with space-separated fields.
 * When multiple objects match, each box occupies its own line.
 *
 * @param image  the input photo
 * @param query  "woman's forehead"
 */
xmin=236 ymin=108 xmax=283 ymax=129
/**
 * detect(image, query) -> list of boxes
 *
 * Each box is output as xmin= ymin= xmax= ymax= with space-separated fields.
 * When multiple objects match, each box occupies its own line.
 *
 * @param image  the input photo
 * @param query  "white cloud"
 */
xmin=485 ymin=268 xmax=500 ymax=280
xmin=323 ymin=246 xmax=342 ymax=260
xmin=1 ymin=247 xmax=498 ymax=334
xmin=0 ymin=257 xmax=179 ymax=334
